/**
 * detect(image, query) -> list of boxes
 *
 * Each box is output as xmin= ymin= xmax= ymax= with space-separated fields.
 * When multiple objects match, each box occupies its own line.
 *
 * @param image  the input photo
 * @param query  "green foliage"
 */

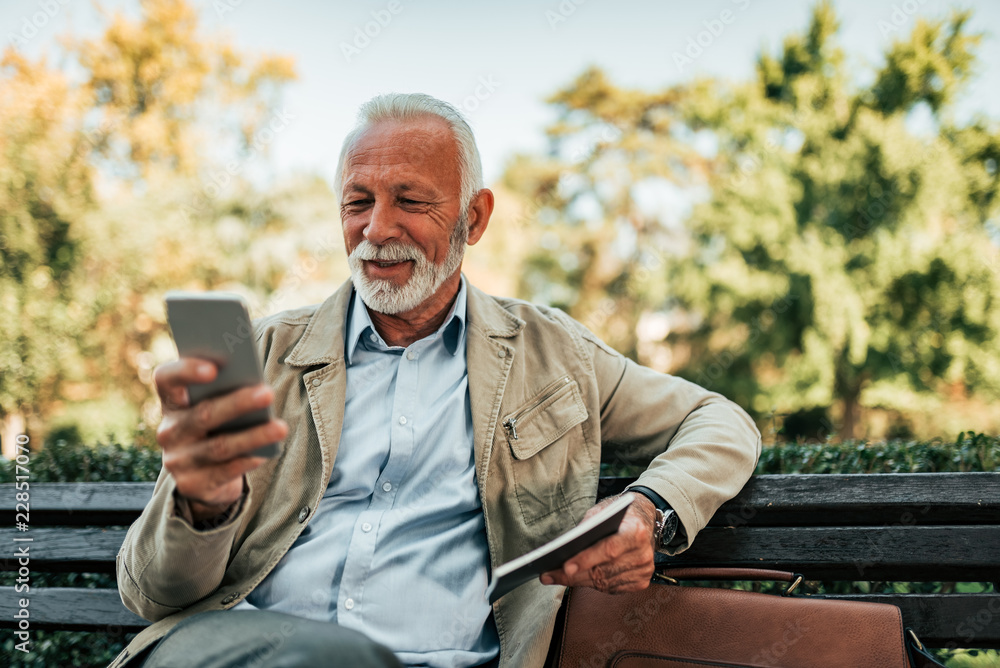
xmin=503 ymin=2 xmax=1000 ymax=441
xmin=675 ymin=4 xmax=1000 ymax=439
xmin=0 ymin=0 xmax=299 ymax=446
xmin=0 ymin=431 xmax=161 ymax=483
xmin=755 ymin=431 xmax=999 ymax=475
xmin=3 ymin=629 xmax=136 ymax=668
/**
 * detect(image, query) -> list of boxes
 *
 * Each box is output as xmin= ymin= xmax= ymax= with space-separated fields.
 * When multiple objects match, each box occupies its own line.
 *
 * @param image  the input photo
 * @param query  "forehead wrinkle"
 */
xmin=341 ymin=118 xmax=459 ymax=198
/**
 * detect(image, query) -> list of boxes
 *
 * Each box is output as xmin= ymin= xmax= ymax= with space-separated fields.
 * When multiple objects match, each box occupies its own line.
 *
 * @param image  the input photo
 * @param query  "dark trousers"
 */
xmin=135 ymin=610 xmax=403 ymax=668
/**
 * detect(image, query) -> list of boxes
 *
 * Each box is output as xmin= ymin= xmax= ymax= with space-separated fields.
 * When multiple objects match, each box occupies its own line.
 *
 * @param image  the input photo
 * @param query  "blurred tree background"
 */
xmin=1 ymin=0 xmax=999 ymax=454
xmin=1 ymin=0 xmax=347 ymax=455
xmin=1 ymin=2 xmax=998 ymax=666
xmin=502 ymin=2 xmax=1000 ymax=441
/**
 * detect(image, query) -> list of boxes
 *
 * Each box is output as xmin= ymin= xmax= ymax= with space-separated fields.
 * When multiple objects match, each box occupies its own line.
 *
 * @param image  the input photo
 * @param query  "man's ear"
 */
xmin=466 ymin=188 xmax=494 ymax=246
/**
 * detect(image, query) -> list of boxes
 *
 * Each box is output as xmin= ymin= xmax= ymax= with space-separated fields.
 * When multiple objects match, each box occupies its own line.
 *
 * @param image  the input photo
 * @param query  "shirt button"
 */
xmin=311 ymin=378 xmax=322 ymax=387
xmin=344 ymin=598 xmax=355 ymax=610
xmin=221 ymin=592 xmax=240 ymax=605
xmin=406 ymin=350 xmax=417 ymax=361
xmin=497 ymin=349 xmax=506 ymax=358
xmin=297 ymin=506 xmax=310 ymax=523
xmin=369 ymin=333 xmax=377 ymax=342
xmin=361 ymin=522 xmax=372 ymax=532
xmin=382 ymin=482 xmax=392 ymax=493
xmin=398 ymin=415 xmax=407 ymax=425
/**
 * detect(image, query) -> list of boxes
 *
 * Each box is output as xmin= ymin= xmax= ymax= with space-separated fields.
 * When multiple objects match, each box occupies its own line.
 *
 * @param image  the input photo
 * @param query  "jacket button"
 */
xmin=311 ymin=377 xmax=322 ymax=387
xmin=298 ymin=506 xmax=310 ymax=523
xmin=497 ymin=349 xmax=506 ymax=358
xmin=221 ymin=592 xmax=240 ymax=605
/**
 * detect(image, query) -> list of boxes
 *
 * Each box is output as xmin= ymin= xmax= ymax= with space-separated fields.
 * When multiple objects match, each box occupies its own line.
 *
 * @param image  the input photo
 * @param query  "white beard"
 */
xmin=348 ymin=213 xmax=469 ymax=315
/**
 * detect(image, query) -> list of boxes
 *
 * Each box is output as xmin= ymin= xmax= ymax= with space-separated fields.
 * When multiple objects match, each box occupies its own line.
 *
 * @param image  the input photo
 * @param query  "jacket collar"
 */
xmin=285 ymin=275 xmax=523 ymax=367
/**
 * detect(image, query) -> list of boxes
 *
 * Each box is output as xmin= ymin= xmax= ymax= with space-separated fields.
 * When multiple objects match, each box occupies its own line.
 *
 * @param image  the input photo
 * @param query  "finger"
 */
xmin=154 ymin=359 xmax=217 ymax=410
xmin=545 ymin=527 xmax=652 ymax=583
xmin=158 ymin=384 xmax=276 ymax=448
xmin=184 ymin=384 xmax=276 ymax=438
xmin=185 ymin=418 xmax=288 ymax=468
xmin=544 ymin=551 xmax=653 ymax=591
xmin=543 ymin=548 xmax=642 ymax=587
xmin=562 ymin=532 xmax=638 ymax=577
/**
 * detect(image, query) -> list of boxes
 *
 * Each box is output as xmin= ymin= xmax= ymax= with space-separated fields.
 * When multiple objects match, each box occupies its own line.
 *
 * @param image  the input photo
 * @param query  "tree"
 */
xmin=0 ymin=51 xmax=93 ymax=454
xmin=501 ymin=67 xmax=709 ymax=359
xmin=503 ymin=3 xmax=1000 ymax=439
xmin=0 ymin=0 xmax=298 ymax=452
xmin=674 ymin=3 xmax=1000 ymax=438
xmin=73 ymin=0 xmax=295 ymax=182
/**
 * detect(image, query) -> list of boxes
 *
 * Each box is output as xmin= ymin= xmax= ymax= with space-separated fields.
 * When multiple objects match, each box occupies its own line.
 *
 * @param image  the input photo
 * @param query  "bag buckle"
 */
xmin=782 ymin=574 xmax=803 ymax=596
xmin=651 ymin=572 xmax=678 ymax=585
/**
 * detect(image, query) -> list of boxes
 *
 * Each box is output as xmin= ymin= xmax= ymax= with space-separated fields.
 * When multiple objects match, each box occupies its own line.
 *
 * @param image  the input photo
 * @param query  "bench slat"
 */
xmin=0 ymin=528 xmax=127 ymax=573
xmin=667 ymin=525 xmax=1000 ymax=581
xmin=3 ymin=473 xmax=999 ymax=527
xmin=832 ymin=593 xmax=1000 ymax=649
xmin=4 ymin=473 xmax=1000 ymax=527
xmin=3 ymin=525 xmax=998 ymax=582
xmin=0 ymin=482 xmax=155 ymax=526
xmin=0 ymin=586 xmax=148 ymax=632
xmin=1 ymin=587 xmax=996 ymax=647
xmin=600 ymin=473 xmax=1000 ymax=526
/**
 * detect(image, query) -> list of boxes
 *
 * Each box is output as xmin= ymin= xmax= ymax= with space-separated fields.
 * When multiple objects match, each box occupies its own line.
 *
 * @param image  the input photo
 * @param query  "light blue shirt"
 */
xmin=237 ymin=277 xmax=499 ymax=667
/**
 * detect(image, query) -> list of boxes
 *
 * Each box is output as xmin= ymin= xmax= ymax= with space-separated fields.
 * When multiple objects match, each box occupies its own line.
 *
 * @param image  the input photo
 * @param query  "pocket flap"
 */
xmin=504 ymin=377 xmax=588 ymax=460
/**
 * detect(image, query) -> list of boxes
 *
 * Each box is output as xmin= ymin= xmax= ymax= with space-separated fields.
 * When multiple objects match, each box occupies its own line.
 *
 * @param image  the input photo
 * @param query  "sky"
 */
xmin=2 ymin=0 xmax=999 ymax=186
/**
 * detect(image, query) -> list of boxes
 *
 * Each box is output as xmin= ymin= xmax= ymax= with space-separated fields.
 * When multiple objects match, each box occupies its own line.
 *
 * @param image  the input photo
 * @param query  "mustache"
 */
xmin=350 ymin=240 xmax=424 ymax=262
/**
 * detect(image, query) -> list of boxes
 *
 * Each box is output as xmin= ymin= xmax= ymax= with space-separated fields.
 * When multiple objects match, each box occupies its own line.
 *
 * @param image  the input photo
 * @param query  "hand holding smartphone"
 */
xmin=165 ymin=291 xmax=281 ymax=458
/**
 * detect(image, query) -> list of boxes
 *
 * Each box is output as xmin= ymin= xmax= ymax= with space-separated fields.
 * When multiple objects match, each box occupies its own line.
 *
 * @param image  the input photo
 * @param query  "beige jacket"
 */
xmin=112 ymin=280 xmax=761 ymax=668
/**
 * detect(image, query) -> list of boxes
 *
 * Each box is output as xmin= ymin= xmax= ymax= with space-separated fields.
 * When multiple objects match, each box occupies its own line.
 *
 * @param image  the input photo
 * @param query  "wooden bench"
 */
xmin=2 ymin=473 xmax=999 ymax=653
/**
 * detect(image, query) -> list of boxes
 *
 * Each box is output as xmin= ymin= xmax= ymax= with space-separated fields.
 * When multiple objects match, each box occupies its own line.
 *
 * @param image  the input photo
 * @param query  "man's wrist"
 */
xmin=174 ymin=481 xmax=247 ymax=530
xmin=629 ymin=485 xmax=679 ymax=551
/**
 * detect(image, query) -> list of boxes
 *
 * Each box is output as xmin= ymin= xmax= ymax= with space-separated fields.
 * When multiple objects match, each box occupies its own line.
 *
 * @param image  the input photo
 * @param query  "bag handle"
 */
xmin=654 ymin=567 xmax=799 ymax=582
xmin=654 ymin=567 xmax=804 ymax=594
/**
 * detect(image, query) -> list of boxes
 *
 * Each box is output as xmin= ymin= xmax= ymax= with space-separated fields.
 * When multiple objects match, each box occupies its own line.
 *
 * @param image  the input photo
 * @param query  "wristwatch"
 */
xmin=629 ymin=485 xmax=680 ymax=552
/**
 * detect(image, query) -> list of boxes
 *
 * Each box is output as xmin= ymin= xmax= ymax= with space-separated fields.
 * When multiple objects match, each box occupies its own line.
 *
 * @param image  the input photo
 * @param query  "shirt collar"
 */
xmin=346 ymin=275 xmax=468 ymax=364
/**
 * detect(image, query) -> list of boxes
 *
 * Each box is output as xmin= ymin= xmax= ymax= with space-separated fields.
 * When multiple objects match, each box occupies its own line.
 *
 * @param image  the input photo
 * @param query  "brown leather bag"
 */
xmin=554 ymin=567 xmax=946 ymax=668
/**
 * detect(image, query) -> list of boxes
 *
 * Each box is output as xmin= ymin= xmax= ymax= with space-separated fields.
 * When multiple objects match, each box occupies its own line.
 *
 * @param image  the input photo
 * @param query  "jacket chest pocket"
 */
xmin=502 ymin=376 xmax=589 ymax=524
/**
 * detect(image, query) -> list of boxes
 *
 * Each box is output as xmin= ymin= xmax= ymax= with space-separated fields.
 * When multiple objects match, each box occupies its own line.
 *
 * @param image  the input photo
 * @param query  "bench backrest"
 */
xmin=2 ymin=473 xmax=998 ymax=647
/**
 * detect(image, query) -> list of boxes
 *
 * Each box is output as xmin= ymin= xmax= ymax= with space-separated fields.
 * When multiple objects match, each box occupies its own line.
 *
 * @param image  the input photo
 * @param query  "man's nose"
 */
xmin=364 ymin=199 xmax=401 ymax=245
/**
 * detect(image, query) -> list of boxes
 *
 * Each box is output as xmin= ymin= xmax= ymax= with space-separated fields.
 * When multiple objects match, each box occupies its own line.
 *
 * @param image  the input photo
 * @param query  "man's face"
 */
xmin=339 ymin=117 xmax=468 ymax=315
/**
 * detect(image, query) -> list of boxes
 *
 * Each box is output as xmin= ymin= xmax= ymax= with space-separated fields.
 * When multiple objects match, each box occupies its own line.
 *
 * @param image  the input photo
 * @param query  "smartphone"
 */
xmin=164 ymin=291 xmax=281 ymax=458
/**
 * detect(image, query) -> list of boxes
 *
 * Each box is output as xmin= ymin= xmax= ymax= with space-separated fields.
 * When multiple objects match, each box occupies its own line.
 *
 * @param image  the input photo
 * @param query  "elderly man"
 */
xmin=112 ymin=93 xmax=760 ymax=668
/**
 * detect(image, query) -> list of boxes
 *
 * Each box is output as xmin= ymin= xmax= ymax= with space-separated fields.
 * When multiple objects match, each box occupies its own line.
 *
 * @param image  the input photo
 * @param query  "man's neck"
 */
xmin=367 ymin=273 xmax=462 ymax=348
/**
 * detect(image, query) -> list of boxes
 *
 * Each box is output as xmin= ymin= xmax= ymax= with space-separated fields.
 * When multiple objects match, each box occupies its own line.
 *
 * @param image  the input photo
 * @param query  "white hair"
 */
xmin=334 ymin=93 xmax=484 ymax=211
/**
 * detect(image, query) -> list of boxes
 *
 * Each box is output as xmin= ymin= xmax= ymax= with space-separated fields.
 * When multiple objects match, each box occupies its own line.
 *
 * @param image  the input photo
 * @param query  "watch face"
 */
xmin=659 ymin=510 xmax=679 ymax=547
